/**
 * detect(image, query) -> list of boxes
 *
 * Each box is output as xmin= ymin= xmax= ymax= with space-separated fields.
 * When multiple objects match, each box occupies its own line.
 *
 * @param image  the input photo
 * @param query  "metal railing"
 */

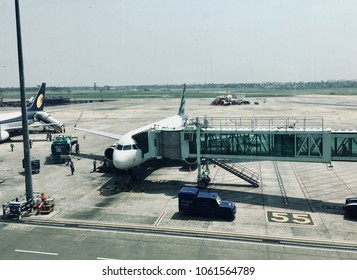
xmin=188 ymin=116 xmax=325 ymax=132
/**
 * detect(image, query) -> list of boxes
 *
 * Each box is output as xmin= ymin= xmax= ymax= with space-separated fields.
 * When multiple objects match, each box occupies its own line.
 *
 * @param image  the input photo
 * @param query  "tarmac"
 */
xmin=0 ymin=94 xmax=357 ymax=259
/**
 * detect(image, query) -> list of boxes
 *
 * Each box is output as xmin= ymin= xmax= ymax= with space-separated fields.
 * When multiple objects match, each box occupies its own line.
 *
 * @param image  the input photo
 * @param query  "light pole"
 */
xmin=14 ymin=0 xmax=33 ymax=201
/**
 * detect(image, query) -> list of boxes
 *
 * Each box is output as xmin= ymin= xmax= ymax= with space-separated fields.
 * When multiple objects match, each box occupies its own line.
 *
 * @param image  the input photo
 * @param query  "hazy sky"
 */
xmin=1 ymin=0 xmax=357 ymax=87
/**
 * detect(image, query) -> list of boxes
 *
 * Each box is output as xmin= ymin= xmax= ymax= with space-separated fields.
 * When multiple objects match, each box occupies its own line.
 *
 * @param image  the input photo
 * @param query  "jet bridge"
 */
xmin=144 ymin=116 xmax=357 ymax=186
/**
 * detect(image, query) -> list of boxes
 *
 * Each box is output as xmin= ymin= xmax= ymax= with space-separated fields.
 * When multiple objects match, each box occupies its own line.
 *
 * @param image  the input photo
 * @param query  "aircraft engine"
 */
xmin=104 ymin=146 xmax=115 ymax=160
xmin=33 ymin=111 xmax=50 ymax=122
xmin=0 ymin=130 xmax=10 ymax=141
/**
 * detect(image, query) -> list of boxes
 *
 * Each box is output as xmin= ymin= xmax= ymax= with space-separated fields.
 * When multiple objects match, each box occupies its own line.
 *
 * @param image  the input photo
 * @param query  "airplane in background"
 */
xmin=0 ymin=83 xmax=64 ymax=141
xmin=74 ymin=84 xmax=187 ymax=171
xmin=211 ymin=85 xmax=245 ymax=106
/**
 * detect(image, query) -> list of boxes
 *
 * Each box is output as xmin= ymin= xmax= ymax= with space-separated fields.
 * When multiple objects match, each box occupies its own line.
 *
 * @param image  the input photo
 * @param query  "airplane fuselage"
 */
xmin=0 ymin=111 xmax=37 ymax=141
xmin=0 ymin=111 xmax=36 ymax=130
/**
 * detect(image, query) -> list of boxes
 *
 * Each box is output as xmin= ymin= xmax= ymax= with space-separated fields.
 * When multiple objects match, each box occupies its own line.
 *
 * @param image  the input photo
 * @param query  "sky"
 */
xmin=1 ymin=0 xmax=357 ymax=87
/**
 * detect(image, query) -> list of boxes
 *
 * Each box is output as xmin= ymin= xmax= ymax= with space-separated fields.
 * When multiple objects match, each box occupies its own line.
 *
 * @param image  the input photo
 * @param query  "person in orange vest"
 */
xmin=38 ymin=193 xmax=47 ymax=209
xmin=41 ymin=193 xmax=47 ymax=202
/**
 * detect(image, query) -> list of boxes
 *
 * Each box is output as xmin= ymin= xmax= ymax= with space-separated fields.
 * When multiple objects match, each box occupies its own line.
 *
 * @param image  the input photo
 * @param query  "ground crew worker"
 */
xmin=75 ymin=143 xmax=80 ymax=154
xmin=66 ymin=157 xmax=72 ymax=166
xmin=38 ymin=193 xmax=48 ymax=209
xmin=70 ymin=161 xmax=75 ymax=175
xmin=93 ymin=159 xmax=97 ymax=172
xmin=29 ymin=139 xmax=33 ymax=148
xmin=10 ymin=143 xmax=14 ymax=151
xmin=41 ymin=193 xmax=47 ymax=202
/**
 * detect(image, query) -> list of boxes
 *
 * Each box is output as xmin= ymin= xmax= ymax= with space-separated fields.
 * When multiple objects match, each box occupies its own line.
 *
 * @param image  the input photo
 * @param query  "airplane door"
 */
xmin=160 ymin=130 xmax=181 ymax=159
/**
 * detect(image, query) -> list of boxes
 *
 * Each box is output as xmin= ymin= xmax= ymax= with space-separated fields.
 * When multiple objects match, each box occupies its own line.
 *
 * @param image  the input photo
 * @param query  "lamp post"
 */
xmin=14 ymin=0 xmax=33 ymax=201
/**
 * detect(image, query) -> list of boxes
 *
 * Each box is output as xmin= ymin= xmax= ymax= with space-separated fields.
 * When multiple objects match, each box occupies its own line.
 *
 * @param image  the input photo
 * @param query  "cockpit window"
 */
xmin=117 ymin=144 xmax=123 ymax=150
xmin=123 ymin=145 xmax=131 ymax=150
xmin=133 ymin=144 xmax=138 ymax=150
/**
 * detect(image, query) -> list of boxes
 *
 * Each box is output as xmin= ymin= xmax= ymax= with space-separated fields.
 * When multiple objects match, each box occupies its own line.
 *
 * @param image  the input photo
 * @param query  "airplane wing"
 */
xmin=73 ymin=111 xmax=122 ymax=140
xmin=74 ymin=126 xmax=122 ymax=140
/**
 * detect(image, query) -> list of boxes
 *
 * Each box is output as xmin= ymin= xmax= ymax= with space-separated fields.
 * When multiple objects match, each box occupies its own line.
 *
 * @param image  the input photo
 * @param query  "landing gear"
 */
xmin=130 ymin=166 xmax=140 ymax=181
xmin=197 ymin=173 xmax=211 ymax=188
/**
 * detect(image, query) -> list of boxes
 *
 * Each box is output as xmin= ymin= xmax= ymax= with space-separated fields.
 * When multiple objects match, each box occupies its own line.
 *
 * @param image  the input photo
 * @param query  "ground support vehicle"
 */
xmin=344 ymin=197 xmax=357 ymax=219
xmin=34 ymin=198 xmax=55 ymax=215
xmin=178 ymin=187 xmax=236 ymax=220
xmin=2 ymin=193 xmax=55 ymax=220
xmin=2 ymin=197 xmax=33 ymax=220
xmin=51 ymin=135 xmax=78 ymax=163
xmin=22 ymin=157 xmax=40 ymax=174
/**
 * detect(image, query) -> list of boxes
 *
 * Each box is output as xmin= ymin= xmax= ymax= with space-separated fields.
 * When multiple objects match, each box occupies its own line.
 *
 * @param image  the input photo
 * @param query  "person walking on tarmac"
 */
xmin=93 ymin=159 xmax=97 ymax=172
xmin=66 ymin=156 xmax=72 ymax=166
xmin=75 ymin=143 xmax=80 ymax=154
xmin=70 ymin=161 xmax=75 ymax=175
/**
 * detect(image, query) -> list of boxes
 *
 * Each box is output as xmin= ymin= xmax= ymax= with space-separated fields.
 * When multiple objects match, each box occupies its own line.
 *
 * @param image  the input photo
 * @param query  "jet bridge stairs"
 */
xmin=210 ymin=159 xmax=260 ymax=187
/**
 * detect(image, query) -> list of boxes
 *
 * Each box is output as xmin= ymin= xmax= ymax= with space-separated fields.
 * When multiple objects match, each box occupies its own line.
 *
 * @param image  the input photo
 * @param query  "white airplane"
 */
xmin=211 ymin=85 xmax=244 ymax=106
xmin=0 ymin=83 xmax=64 ymax=141
xmin=75 ymin=84 xmax=187 ymax=171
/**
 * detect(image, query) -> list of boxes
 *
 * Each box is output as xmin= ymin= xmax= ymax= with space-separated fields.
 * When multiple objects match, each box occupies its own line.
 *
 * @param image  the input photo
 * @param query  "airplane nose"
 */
xmin=112 ymin=150 xmax=134 ymax=170
xmin=112 ymin=150 xmax=124 ymax=169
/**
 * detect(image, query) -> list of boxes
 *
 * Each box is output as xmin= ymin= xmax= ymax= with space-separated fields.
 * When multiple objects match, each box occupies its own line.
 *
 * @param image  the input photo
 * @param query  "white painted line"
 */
xmin=15 ymin=249 xmax=58 ymax=256
xmin=97 ymin=257 xmax=121 ymax=260
xmin=154 ymin=211 xmax=166 ymax=226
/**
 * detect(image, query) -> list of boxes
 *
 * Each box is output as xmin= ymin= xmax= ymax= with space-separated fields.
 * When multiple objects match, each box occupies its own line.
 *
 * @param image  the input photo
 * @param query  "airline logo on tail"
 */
xmin=36 ymin=94 xmax=44 ymax=109
xmin=27 ymin=83 xmax=46 ymax=112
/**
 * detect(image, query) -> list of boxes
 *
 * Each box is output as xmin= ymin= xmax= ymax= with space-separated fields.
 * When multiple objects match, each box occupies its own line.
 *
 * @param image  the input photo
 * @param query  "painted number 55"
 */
xmin=267 ymin=211 xmax=314 ymax=225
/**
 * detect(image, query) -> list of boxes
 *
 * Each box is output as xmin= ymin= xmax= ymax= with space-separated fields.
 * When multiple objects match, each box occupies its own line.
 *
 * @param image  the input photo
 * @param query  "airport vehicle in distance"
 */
xmin=344 ymin=197 xmax=357 ymax=219
xmin=22 ymin=156 xmax=40 ymax=174
xmin=51 ymin=135 xmax=78 ymax=163
xmin=178 ymin=187 xmax=236 ymax=220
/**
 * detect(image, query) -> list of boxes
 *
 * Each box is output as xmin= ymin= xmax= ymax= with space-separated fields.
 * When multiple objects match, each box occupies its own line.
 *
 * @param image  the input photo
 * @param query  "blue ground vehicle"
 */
xmin=178 ymin=187 xmax=236 ymax=220
xmin=344 ymin=197 xmax=357 ymax=219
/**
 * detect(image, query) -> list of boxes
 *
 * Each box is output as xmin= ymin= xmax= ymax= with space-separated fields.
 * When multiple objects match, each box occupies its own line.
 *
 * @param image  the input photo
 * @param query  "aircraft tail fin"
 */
xmin=178 ymin=84 xmax=186 ymax=116
xmin=27 ymin=83 xmax=46 ymax=112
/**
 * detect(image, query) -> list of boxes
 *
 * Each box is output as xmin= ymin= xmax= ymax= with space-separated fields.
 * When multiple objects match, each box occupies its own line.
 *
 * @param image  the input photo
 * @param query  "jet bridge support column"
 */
xmin=196 ymin=117 xmax=210 ymax=188
xmin=196 ymin=117 xmax=202 ymax=185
